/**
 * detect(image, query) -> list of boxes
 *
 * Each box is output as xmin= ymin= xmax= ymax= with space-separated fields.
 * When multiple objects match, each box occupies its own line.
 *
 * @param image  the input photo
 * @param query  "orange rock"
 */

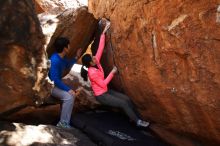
xmin=89 ymin=0 xmax=220 ymax=145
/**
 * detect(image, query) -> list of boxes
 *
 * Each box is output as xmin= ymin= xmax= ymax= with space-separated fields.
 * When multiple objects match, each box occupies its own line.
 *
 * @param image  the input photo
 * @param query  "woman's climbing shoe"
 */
xmin=136 ymin=119 xmax=150 ymax=128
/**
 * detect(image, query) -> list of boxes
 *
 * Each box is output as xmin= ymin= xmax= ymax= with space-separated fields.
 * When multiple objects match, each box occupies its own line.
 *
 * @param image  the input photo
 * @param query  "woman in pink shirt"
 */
xmin=81 ymin=19 xmax=149 ymax=128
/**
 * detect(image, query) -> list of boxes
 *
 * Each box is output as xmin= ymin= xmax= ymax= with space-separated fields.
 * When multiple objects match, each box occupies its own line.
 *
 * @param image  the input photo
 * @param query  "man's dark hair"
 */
xmin=54 ymin=37 xmax=70 ymax=53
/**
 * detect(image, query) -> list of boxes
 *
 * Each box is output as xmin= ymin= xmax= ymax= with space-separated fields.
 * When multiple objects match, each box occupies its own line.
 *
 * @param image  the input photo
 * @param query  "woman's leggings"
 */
xmin=96 ymin=89 xmax=139 ymax=122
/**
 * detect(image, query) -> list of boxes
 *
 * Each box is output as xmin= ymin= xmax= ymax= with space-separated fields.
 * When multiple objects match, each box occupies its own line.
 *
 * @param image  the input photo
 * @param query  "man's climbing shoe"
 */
xmin=136 ymin=119 xmax=150 ymax=128
xmin=56 ymin=121 xmax=72 ymax=129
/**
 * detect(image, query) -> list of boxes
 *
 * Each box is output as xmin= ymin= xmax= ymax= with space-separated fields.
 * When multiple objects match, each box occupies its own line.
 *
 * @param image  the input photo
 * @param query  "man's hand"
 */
xmin=76 ymin=48 xmax=82 ymax=59
xmin=68 ymin=89 xmax=76 ymax=96
xmin=75 ymin=87 xmax=83 ymax=96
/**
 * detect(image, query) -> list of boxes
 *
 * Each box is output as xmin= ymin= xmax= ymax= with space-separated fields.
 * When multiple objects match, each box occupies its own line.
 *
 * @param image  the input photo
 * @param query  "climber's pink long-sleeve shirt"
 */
xmin=88 ymin=34 xmax=114 ymax=96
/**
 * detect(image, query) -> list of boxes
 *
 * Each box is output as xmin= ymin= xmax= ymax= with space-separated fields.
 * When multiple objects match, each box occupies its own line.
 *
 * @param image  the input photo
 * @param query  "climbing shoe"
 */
xmin=137 ymin=119 xmax=150 ymax=128
xmin=56 ymin=121 xmax=72 ymax=129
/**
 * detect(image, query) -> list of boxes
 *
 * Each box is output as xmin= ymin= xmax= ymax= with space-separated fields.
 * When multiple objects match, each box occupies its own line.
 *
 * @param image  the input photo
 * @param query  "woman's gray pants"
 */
xmin=96 ymin=89 xmax=139 ymax=122
xmin=51 ymin=86 xmax=75 ymax=124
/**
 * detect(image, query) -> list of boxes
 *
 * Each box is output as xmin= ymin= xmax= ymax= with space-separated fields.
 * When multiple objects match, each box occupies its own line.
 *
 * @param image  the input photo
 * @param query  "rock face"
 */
xmin=89 ymin=0 xmax=220 ymax=145
xmin=0 ymin=0 xmax=50 ymax=114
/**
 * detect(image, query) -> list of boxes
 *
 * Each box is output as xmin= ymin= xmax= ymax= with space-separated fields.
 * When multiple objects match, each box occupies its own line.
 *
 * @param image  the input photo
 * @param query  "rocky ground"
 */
xmin=0 ymin=105 xmax=97 ymax=146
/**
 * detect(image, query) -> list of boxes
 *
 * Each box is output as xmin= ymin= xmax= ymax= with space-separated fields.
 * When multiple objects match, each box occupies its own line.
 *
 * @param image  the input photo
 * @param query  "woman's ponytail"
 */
xmin=81 ymin=54 xmax=92 ymax=81
xmin=81 ymin=66 xmax=88 ymax=81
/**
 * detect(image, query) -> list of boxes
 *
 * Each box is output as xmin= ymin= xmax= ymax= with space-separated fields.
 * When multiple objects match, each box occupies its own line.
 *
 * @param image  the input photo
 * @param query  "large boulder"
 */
xmin=88 ymin=0 xmax=220 ymax=145
xmin=35 ymin=0 xmax=88 ymax=14
xmin=0 ymin=0 xmax=50 ymax=114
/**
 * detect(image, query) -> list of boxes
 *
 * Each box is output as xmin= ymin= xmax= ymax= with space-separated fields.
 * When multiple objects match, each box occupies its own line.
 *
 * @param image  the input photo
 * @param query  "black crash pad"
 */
xmin=71 ymin=110 xmax=169 ymax=146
